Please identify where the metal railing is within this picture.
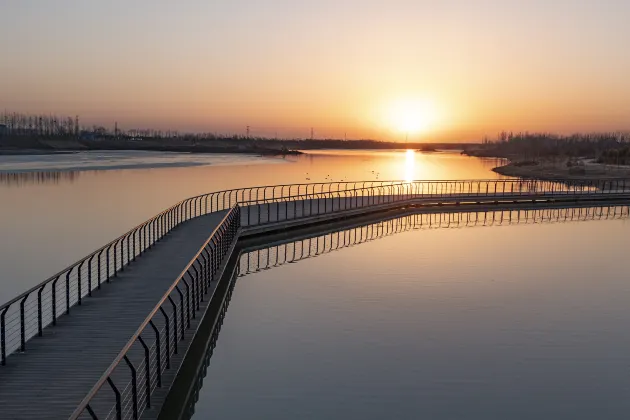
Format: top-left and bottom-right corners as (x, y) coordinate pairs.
(68, 205), (240, 420)
(236, 178), (630, 227)
(0, 181), (402, 365)
(2, 178), (630, 366)
(239, 205), (630, 276)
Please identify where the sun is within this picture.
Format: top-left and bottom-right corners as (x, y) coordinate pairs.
(385, 98), (436, 135)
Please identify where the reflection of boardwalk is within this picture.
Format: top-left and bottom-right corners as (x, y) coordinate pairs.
(239, 206), (630, 275)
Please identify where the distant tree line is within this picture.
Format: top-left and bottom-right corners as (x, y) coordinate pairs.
(0, 111), (79, 138)
(480, 131), (630, 161)
(1, 110), (474, 151)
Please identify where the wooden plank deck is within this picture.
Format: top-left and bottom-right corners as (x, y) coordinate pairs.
(0, 211), (227, 420)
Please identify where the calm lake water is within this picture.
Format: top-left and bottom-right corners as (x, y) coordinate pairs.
(189, 206), (630, 420)
(1, 149), (629, 418)
(0, 150), (503, 303)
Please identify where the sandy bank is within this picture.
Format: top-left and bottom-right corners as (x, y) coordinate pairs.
(493, 160), (630, 180)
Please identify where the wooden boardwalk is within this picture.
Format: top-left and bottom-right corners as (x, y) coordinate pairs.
(0, 211), (227, 420)
(2, 188), (630, 419)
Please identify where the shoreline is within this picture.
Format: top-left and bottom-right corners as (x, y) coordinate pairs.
(0, 146), (302, 157)
(493, 161), (630, 180)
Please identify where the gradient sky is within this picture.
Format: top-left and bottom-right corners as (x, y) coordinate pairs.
(2, 0), (630, 141)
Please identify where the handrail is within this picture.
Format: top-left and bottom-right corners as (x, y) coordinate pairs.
(2, 178), (630, 365)
(69, 205), (241, 420)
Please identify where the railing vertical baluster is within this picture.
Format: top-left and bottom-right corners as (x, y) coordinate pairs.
(87, 256), (93, 297)
(149, 320), (162, 387)
(159, 307), (170, 369)
(123, 355), (139, 420)
(187, 272), (197, 317)
(138, 336), (151, 408)
(37, 285), (45, 336)
(77, 261), (84, 305)
(168, 296), (178, 354)
(107, 377), (122, 420)
(97, 250), (104, 289)
(113, 242), (118, 277)
(85, 405), (98, 420)
(192, 265), (201, 306)
(19, 295), (28, 351)
(175, 286), (185, 339)
(66, 270), (71, 314)
(52, 276), (60, 325)
(0, 308), (6, 365)
(181, 278), (191, 328)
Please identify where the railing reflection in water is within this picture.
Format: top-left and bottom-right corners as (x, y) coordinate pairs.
(239, 205), (630, 276)
(175, 204), (630, 419)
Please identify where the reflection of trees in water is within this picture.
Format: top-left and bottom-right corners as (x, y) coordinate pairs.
(239, 205), (630, 275)
(478, 157), (509, 170)
(0, 171), (79, 186)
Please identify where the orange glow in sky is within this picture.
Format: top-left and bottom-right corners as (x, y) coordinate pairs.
(2, 1), (630, 141)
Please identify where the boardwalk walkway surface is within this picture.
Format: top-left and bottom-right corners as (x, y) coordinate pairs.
(0, 211), (227, 420)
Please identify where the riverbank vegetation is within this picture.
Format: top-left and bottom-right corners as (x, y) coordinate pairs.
(468, 131), (630, 180)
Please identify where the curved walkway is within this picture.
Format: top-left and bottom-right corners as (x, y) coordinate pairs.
(0, 211), (227, 420)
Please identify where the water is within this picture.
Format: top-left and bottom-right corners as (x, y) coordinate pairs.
(2, 149), (629, 418)
(0, 150), (503, 303)
(188, 207), (630, 420)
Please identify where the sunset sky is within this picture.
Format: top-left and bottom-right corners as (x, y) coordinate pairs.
(2, 0), (630, 142)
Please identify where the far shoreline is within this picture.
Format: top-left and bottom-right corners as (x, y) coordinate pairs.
(492, 160), (630, 181)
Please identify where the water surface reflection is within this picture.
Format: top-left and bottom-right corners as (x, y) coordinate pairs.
(182, 205), (630, 420)
(0, 170), (80, 186)
(0, 150), (506, 302)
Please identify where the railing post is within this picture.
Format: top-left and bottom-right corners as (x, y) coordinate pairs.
(113, 242), (118, 276)
(85, 405), (98, 420)
(107, 377), (122, 420)
(106, 246), (111, 281)
(181, 278), (191, 328)
(37, 285), (45, 336)
(159, 307), (170, 369)
(87, 255), (94, 297)
(138, 336), (151, 408)
(192, 265), (201, 306)
(123, 355), (139, 420)
(20, 295), (29, 351)
(52, 275), (60, 325)
(77, 261), (84, 305)
(149, 320), (162, 387)
(1, 307), (7, 365)
(187, 272), (197, 317)
(66, 270), (72, 314)
(175, 286), (185, 340)
(132, 229), (137, 262)
(168, 296), (178, 354)
(97, 250), (104, 289)
(119, 238), (124, 271)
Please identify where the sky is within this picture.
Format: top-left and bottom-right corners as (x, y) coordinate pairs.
(1, 0), (630, 142)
